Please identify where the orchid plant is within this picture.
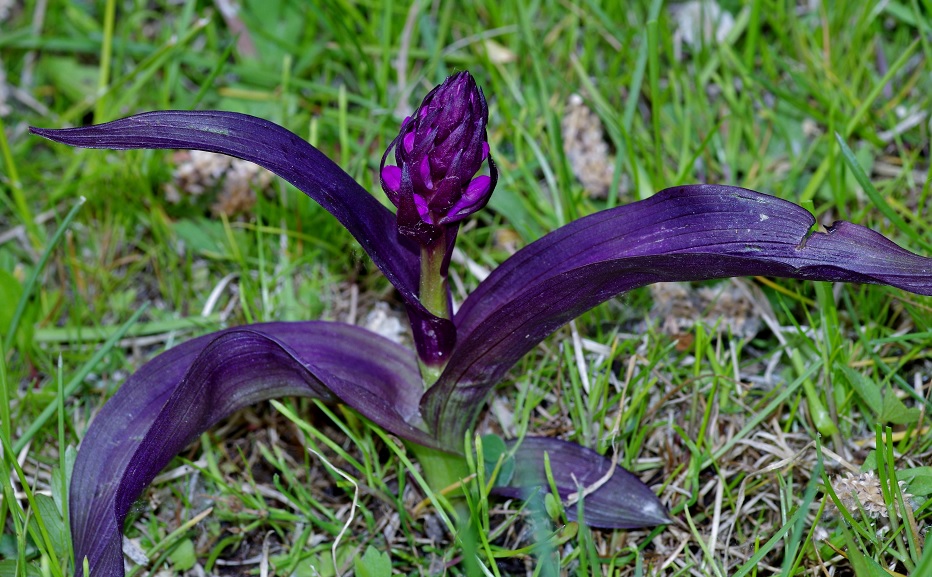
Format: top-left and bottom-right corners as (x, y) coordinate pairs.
(31, 72), (932, 577)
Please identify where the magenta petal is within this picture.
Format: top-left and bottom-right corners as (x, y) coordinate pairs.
(421, 185), (932, 443)
(413, 194), (432, 223)
(419, 156), (433, 189)
(492, 437), (671, 529)
(70, 322), (432, 577)
(441, 176), (492, 224)
(381, 164), (402, 193)
(465, 175), (491, 200)
(381, 164), (402, 206)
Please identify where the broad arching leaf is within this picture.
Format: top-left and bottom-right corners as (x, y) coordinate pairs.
(423, 185), (932, 443)
(71, 321), (431, 577)
(30, 114), (456, 361)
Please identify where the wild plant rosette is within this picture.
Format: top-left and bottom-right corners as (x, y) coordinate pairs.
(31, 72), (932, 577)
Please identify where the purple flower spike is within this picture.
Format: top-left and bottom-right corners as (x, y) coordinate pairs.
(380, 72), (498, 246)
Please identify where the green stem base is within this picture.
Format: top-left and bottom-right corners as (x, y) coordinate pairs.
(407, 443), (471, 521)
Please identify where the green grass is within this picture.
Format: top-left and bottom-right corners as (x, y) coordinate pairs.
(3, 0), (932, 575)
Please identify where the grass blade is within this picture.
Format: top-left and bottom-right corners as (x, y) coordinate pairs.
(3, 197), (86, 353)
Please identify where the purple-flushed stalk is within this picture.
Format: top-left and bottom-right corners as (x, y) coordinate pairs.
(30, 72), (932, 577)
(379, 71), (496, 379)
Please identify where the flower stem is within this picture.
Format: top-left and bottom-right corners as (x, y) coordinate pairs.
(417, 241), (452, 385)
(419, 243), (450, 320)
(419, 362), (443, 389)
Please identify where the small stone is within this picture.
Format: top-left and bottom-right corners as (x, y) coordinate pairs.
(828, 471), (913, 520)
(561, 94), (626, 199)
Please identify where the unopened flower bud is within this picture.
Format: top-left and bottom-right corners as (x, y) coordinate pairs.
(380, 71), (497, 245)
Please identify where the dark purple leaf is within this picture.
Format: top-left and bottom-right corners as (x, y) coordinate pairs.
(492, 437), (671, 529)
(70, 321), (432, 577)
(423, 185), (932, 441)
(29, 113), (456, 359)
